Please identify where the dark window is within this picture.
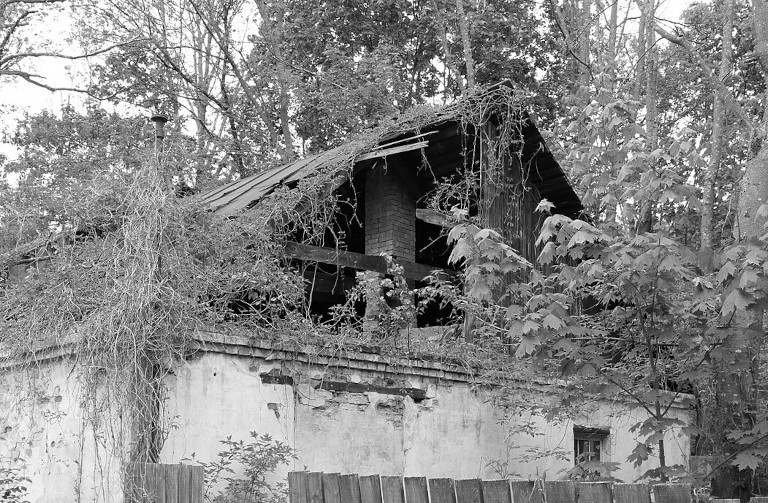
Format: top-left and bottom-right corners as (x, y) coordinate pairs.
(574, 426), (609, 464)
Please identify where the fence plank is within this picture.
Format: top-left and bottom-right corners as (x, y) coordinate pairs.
(543, 481), (575, 503)
(751, 498), (768, 503)
(509, 481), (543, 503)
(307, 472), (324, 503)
(430, 478), (457, 503)
(127, 463), (149, 502)
(652, 485), (692, 503)
(455, 479), (483, 503)
(290, 472), (310, 503)
(613, 484), (650, 503)
(340, 474), (362, 503)
(178, 465), (190, 503)
(577, 482), (611, 503)
(152, 465), (166, 503)
(381, 476), (405, 503)
(323, 473), (343, 503)
(189, 465), (204, 503)
(165, 464), (179, 503)
(360, 475), (384, 503)
(404, 477), (430, 503)
(481, 480), (512, 503)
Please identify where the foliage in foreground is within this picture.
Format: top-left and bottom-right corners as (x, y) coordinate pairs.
(0, 461), (30, 503)
(189, 432), (295, 503)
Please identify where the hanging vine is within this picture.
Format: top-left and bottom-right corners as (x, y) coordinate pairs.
(0, 83), (542, 499)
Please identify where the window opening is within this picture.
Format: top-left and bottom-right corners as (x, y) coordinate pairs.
(574, 426), (609, 464)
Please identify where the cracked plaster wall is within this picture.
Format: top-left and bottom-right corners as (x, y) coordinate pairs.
(0, 359), (125, 503)
(163, 339), (691, 485)
(0, 336), (692, 502)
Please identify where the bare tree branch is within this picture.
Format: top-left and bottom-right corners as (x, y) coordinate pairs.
(187, 0), (283, 157)
(0, 40), (142, 68)
(3, 0), (65, 5)
(0, 10), (34, 56)
(1, 69), (120, 99)
(547, 0), (594, 79)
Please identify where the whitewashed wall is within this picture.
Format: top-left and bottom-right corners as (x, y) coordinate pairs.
(0, 333), (691, 502)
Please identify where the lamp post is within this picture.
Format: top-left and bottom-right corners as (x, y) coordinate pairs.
(150, 113), (169, 160)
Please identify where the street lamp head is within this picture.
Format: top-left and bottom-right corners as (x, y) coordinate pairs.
(150, 113), (169, 139)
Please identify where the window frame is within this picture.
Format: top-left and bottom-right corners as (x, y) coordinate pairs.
(573, 425), (610, 465)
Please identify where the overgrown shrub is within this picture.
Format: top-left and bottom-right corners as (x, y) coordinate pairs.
(192, 432), (295, 503)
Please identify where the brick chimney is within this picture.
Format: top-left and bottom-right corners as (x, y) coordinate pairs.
(364, 165), (416, 262)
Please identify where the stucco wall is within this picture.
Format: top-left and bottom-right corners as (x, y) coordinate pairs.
(1, 333), (692, 502)
(0, 353), (124, 503)
(164, 333), (690, 484)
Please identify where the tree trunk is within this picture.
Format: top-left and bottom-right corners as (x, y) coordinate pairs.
(455, 0), (475, 91)
(709, 2), (768, 498)
(636, 0), (656, 234)
(255, 0), (295, 161)
(644, 0), (657, 150)
(635, 0), (647, 99)
(737, 0), (768, 242)
(438, 10), (464, 96)
(273, 2), (295, 161)
(607, 0), (618, 64)
(701, 0), (733, 254)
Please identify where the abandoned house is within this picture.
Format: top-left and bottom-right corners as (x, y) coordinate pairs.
(0, 86), (692, 502)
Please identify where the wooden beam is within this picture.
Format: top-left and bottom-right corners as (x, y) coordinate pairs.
(357, 141), (429, 162)
(284, 242), (458, 281)
(415, 208), (452, 228)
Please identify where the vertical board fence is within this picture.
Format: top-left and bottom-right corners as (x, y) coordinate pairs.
(126, 463), (204, 503)
(289, 472), (692, 503)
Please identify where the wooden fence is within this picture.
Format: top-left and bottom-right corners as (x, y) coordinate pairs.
(126, 463), (204, 503)
(288, 472), (696, 503)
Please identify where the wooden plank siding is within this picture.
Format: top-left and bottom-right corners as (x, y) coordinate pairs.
(481, 140), (542, 267)
(288, 472), (692, 503)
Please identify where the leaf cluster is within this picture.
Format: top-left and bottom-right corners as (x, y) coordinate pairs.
(189, 432), (295, 503)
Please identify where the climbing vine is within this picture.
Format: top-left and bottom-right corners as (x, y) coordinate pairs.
(0, 85), (564, 498)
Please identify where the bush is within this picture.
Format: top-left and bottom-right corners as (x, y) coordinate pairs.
(192, 432), (295, 503)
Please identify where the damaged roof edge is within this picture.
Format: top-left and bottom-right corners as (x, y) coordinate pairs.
(199, 84), (583, 219)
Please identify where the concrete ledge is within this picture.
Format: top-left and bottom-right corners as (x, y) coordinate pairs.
(0, 330), (478, 384)
(192, 331), (478, 384)
(0, 331), (695, 411)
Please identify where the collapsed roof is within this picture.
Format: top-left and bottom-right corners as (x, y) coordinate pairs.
(200, 85), (583, 219)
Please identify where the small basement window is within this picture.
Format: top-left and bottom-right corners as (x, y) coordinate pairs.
(574, 426), (609, 464)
